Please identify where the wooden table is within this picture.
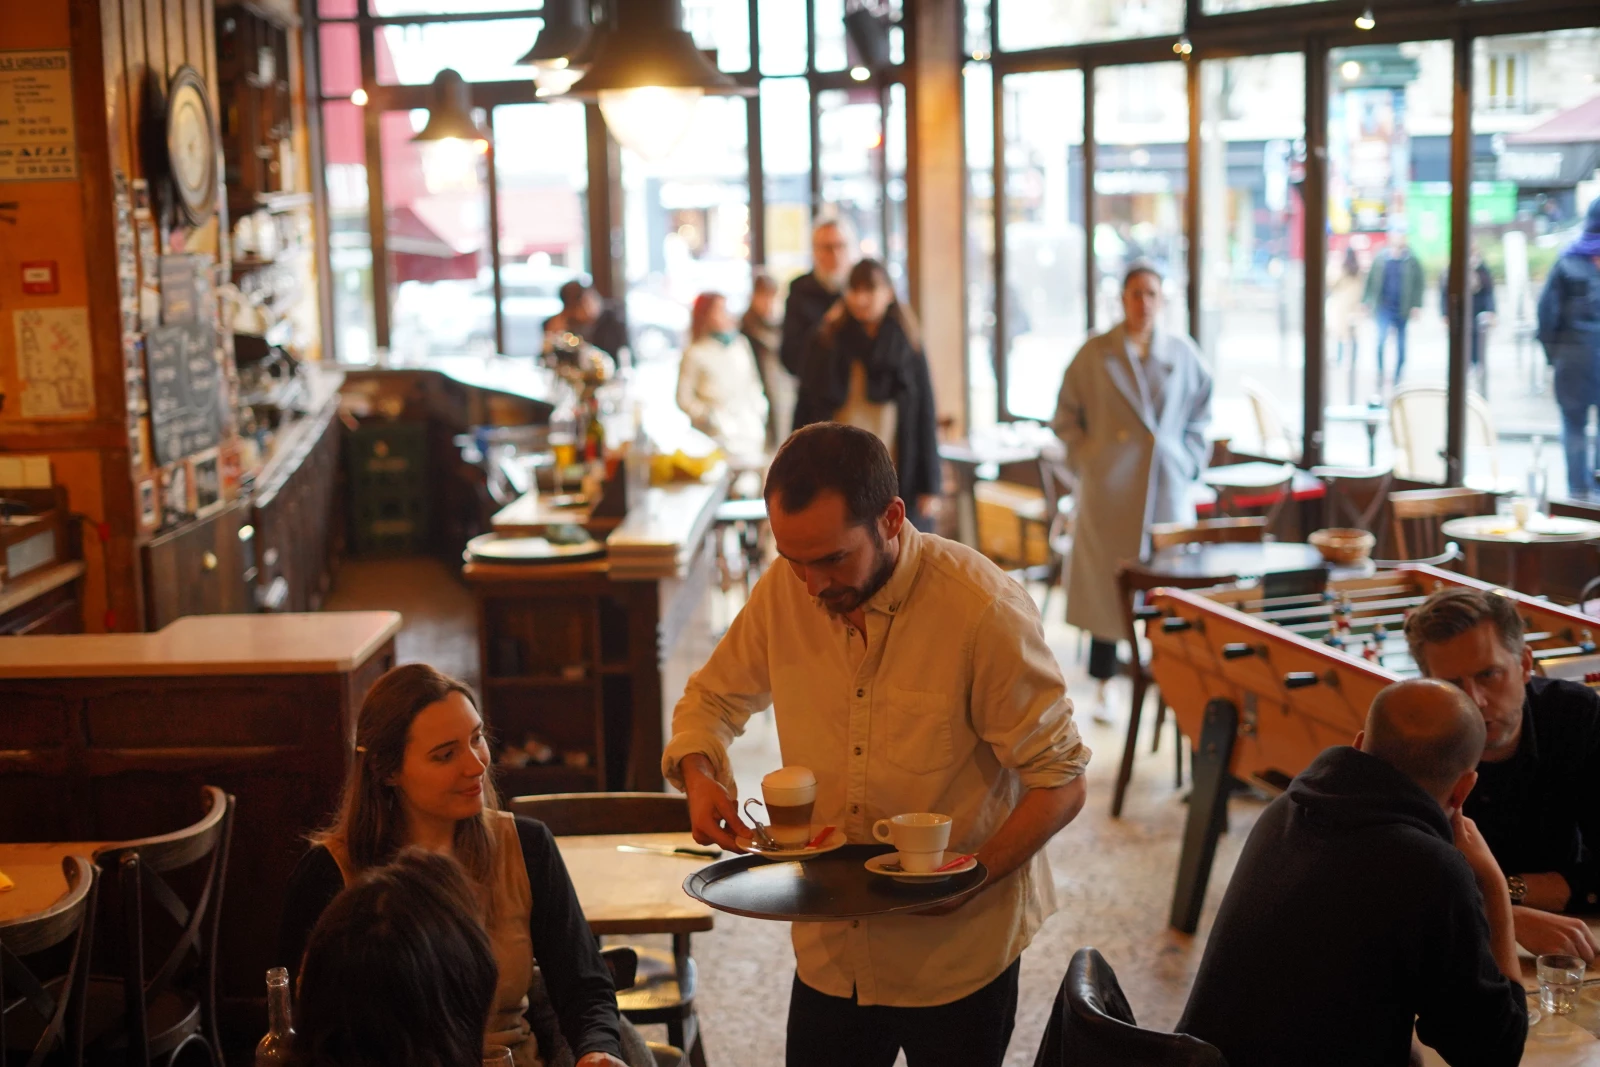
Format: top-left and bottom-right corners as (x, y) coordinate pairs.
(1324, 404), (1387, 467)
(939, 439), (1046, 548)
(1440, 514), (1600, 595)
(555, 833), (716, 935)
(0, 842), (102, 924)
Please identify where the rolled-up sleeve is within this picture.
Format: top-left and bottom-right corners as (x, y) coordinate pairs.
(969, 589), (1091, 790)
(661, 570), (777, 794)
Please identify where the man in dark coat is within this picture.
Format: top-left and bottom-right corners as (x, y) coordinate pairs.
(1180, 679), (1528, 1067)
(778, 220), (856, 379)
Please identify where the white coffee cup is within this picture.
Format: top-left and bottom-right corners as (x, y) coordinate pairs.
(872, 813), (951, 873)
(758, 766), (818, 847)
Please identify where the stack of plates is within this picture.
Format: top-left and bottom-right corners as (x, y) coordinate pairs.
(465, 531), (605, 565)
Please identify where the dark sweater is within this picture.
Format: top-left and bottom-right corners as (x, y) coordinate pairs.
(277, 817), (623, 1062)
(1466, 676), (1600, 910)
(1179, 747), (1527, 1067)
(778, 271), (839, 378)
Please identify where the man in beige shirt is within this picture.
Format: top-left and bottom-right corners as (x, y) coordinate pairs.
(663, 423), (1091, 1067)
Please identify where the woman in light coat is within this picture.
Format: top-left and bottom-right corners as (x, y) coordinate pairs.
(1052, 263), (1213, 720)
(677, 291), (769, 461)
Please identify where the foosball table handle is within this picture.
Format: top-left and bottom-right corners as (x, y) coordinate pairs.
(1161, 617), (1194, 633)
(1222, 643), (1257, 660)
(1134, 605), (1163, 622)
(1283, 671), (1320, 689)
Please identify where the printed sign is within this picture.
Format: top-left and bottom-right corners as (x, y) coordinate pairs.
(13, 306), (94, 418)
(0, 50), (77, 182)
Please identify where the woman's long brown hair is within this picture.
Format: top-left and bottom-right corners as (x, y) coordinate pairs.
(313, 663), (500, 892)
(817, 258), (922, 350)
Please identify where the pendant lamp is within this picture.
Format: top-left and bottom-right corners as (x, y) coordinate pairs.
(412, 68), (490, 194)
(564, 0), (754, 160)
(517, 0), (593, 98)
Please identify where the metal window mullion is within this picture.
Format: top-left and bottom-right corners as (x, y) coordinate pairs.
(1303, 37), (1328, 469)
(1185, 56), (1201, 346)
(1446, 26), (1473, 486)
(303, 0), (338, 364)
(1083, 64), (1097, 336)
(359, 19), (391, 352)
(485, 115), (504, 356)
(992, 66), (1008, 422)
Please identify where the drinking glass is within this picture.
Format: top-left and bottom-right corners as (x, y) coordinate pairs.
(483, 1045), (514, 1067)
(1511, 496), (1534, 529)
(1537, 954), (1585, 1015)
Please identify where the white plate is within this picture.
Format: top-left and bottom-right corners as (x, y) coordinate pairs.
(864, 852), (977, 883)
(736, 827), (847, 860)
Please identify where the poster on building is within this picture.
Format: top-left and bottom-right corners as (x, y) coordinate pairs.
(13, 306), (94, 418)
(1329, 85), (1410, 237)
(0, 49), (77, 182)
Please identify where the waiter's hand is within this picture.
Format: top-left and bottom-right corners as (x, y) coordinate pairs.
(1513, 906), (1598, 963)
(577, 1054), (628, 1067)
(681, 753), (750, 851)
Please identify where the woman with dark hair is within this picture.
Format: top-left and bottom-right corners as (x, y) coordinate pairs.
(277, 663), (642, 1067)
(293, 849), (497, 1067)
(794, 259), (941, 530)
(676, 291), (768, 459)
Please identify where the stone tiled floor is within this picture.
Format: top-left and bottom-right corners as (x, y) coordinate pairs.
(326, 557), (1267, 1066)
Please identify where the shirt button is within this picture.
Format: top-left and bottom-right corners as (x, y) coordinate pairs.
(852, 921), (860, 928)
(856, 688), (864, 697)
(854, 746), (862, 756)
(851, 804), (859, 814)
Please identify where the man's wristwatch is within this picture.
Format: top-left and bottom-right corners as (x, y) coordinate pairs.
(1507, 875), (1528, 906)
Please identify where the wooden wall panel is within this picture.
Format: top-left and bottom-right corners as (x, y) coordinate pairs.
(164, 0), (184, 77)
(142, 0), (165, 97)
(185, 0), (204, 79)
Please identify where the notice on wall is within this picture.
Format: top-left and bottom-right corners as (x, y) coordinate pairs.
(13, 306), (94, 418)
(146, 319), (222, 466)
(0, 50), (77, 182)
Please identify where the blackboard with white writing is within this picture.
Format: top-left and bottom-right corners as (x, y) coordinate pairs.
(146, 319), (221, 466)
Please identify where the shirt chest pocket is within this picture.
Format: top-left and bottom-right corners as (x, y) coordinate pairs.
(879, 688), (957, 774)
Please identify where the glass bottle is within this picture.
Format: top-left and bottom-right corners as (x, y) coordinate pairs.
(1527, 435), (1548, 516)
(255, 967), (294, 1067)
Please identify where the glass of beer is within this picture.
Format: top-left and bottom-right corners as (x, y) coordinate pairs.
(757, 767), (816, 848)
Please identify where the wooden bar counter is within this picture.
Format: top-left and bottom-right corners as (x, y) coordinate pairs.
(465, 470), (729, 795)
(0, 611), (400, 1025)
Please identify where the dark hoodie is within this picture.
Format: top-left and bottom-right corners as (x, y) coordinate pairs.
(1179, 747), (1527, 1067)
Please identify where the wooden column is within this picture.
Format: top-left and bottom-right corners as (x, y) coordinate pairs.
(910, 0), (966, 433)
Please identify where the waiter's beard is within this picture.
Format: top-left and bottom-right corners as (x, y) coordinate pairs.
(816, 536), (896, 618)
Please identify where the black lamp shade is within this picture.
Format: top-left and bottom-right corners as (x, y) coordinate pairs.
(517, 0), (591, 66)
(566, 0), (753, 97)
(411, 69), (490, 142)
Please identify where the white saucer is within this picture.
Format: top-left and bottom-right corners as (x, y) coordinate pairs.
(737, 827), (847, 860)
(864, 853), (977, 882)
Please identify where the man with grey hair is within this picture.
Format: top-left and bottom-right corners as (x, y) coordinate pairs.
(1180, 679), (1527, 1067)
(1405, 586), (1600, 960)
(779, 219), (857, 379)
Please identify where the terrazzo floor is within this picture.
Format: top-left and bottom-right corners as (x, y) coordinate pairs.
(325, 556), (1269, 1066)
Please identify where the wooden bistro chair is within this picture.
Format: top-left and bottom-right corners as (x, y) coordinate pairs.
(1388, 487), (1493, 574)
(1, 856), (99, 1067)
(509, 793), (707, 1067)
(87, 786), (234, 1067)
(1110, 563), (1239, 819)
(1147, 517), (1266, 554)
(1211, 467), (1296, 533)
(1309, 465), (1394, 533)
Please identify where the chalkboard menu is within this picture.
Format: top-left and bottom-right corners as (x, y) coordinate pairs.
(146, 320), (222, 466)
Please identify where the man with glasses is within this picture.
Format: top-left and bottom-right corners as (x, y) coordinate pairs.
(779, 219), (858, 380)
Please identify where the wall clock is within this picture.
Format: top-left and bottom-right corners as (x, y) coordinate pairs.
(165, 66), (218, 228)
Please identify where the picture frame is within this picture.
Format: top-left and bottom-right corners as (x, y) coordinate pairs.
(190, 447), (222, 519)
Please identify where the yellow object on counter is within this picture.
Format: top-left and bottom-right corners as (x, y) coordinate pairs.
(0, 868), (13, 892)
(651, 448), (725, 484)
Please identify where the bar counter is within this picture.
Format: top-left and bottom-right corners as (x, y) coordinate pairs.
(0, 610), (400, 1027)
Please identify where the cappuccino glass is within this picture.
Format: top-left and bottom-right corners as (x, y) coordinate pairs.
(760, 767), (817, 847)
(872, 813), (951, 873)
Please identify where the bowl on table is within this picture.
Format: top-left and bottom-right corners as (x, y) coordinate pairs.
(1309, 527), (1376, 566)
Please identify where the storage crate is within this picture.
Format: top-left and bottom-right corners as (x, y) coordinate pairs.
(346, 421), (428, 497)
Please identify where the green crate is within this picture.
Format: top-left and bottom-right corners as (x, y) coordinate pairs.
(346, 421), (429, 498)
(349, 491), (426, 557)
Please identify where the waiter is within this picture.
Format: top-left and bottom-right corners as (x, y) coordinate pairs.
(1051, 262), (1213, 722)
(664, 423), (1090, 1067)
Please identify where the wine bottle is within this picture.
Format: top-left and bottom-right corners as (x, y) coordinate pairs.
(255, 967), (294, 1067)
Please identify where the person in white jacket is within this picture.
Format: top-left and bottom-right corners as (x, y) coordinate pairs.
(677, 291), (769, 461)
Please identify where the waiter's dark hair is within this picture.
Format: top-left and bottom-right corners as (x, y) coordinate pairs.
(765, 423), (899, 528)
(1403, 587), (1525, 673)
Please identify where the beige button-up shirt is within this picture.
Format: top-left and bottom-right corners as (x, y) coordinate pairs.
(662, 523), (1090, 1007)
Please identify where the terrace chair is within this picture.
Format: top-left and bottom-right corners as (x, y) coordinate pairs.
(1308, 465), (1393, 533)
(86, 785), (234, 1067)
(1147, 518), (1267, 554)
(508, 793), (707, 1067)
(1211, 467), (1296, 534)
(1390, 386), (1499, 486)
(1242, 377), (1300, 463)
(1110, 563), (1239, 819)
(1387, 487), (1492, 574)
(1, 855), (98, 1067)
(1031, 948), (1227, 1067)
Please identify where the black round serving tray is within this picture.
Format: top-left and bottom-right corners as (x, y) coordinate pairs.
(683, 844), (987, 922)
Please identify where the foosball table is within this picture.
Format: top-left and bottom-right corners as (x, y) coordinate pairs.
(1146, 564), (1600, 933)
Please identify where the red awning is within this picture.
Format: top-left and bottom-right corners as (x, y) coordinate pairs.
(1507, 94), (1600, 145)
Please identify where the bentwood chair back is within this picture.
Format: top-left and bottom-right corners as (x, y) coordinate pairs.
(0, 856), (98, 1067)
(1391, 387), (1499, 485)
(1147, 518), (1266, 554)
(1308, 466), (1394, 533)
(508, 793), (707, 1067)
(1241, 377), (1300, 463)
(1388, 487), (1492, 567)
(1110, 564), (1239, 819)
(1031, 948), (1227, 1067)
(1212, 470), (1296, 532)
(89, 786), (234, 1067)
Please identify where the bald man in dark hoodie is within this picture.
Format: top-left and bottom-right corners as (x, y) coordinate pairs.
(1180, 679), (1527, 1067)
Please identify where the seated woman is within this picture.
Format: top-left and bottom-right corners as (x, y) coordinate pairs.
(794, 258), (941, 530)
(278, 663), (643, 1067)
(677, 290), (769, 461)
(294, 849), (497, 1067)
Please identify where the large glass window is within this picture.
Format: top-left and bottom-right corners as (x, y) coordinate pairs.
(491, 102), (590, 359)
(323, 99), (375, 364)
(1002, 70), (1086, 423)
(375, 20), (542, 84)
(1199, 53), (1306, 461)
(1470, 28), (1600, 502)
(818, 87), (886, 260)
(966, 61), (996, 431)
(1094, 63), (1188, 337)
(1324, 41), (1455, 482)
(885, 83), (909, 297)
(761, 78), (813, 287)
(622, 96), (751, 359)
(998, 0), (1183, 54)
